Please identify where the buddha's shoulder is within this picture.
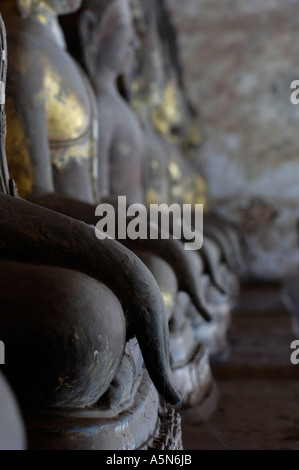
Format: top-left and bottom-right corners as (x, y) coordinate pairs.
(5, 20), (83, 90)
(5, 19), (66, 65)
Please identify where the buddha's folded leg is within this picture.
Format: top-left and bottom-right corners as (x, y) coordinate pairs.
(0, 260), (183, 450)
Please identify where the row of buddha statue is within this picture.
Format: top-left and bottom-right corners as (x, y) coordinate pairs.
(0, 0), (243, 450)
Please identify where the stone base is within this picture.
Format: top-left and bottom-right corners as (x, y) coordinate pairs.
(180, 380), (219, 425)
(188, 279), (232, 362)
(172, 343), (219, 422)
(24, 365), (183, 450)
(142, 405), (183, 450)
(170, 292), (218, 417)
(172, 344), (214, 409)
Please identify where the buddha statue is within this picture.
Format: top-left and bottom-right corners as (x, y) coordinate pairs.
(112, 0), (234, 302)
(69, 0), (216, 318)
(108, 0), (235, 362)
(0, 11), (183, 449)
(143, 0), (244, 281)
(77, 0), (177, 313)
(72, 0), (219, 414)
(2, 0), (212, 323)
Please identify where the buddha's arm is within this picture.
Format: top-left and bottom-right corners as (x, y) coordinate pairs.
(6, 107), (99, 224)
(6, 42), (54, 198)
(28, 192), (98, 224)
(96, 100), (114, 200)
(0, 192), (181, 406)
(28, 102), (115, 224)
(29, 191), (210, 321)
(5, 42), (104, 224)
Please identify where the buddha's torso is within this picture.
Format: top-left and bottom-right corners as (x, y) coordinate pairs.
(167, 144), (208, 208)
(136, 104), (208, 209)
(131, 65), (208, 209)
(97, 89), (145, 204)
(149, 80), (208, 209)
(141, 115), (169, 206)
(4, 16), (99, 203)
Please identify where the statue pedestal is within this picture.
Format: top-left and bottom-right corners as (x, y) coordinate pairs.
(24, 340), (183, 450)
(187, 275), (233, 362)
(170, 304), (218, 422)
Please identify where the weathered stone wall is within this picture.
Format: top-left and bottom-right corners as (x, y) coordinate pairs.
(167, 0), (299, 280)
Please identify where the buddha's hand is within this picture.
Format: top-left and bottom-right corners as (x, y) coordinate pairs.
(0, 192), (182, 406)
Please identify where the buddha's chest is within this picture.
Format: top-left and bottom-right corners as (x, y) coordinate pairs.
(42, 54), (98, 202)
(110, 99), (144, 168)
(41, 53), (92, 144)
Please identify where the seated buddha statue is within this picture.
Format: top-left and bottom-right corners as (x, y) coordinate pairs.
(110, 0), (235, 362)
(72, 0), (216, 317)
(115, 0), (234, 300)
(134, 0), (243, 362)
(152, 74), (241, 303)
(0, 9), (182, 449)
(143, 0), (244, 283)
(73, 0), (219, 413)
(1, 0), (211, 324)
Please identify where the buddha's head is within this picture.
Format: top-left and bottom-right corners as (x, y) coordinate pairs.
(129, 0), (166, 113)
(80, 0), (137, 79)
